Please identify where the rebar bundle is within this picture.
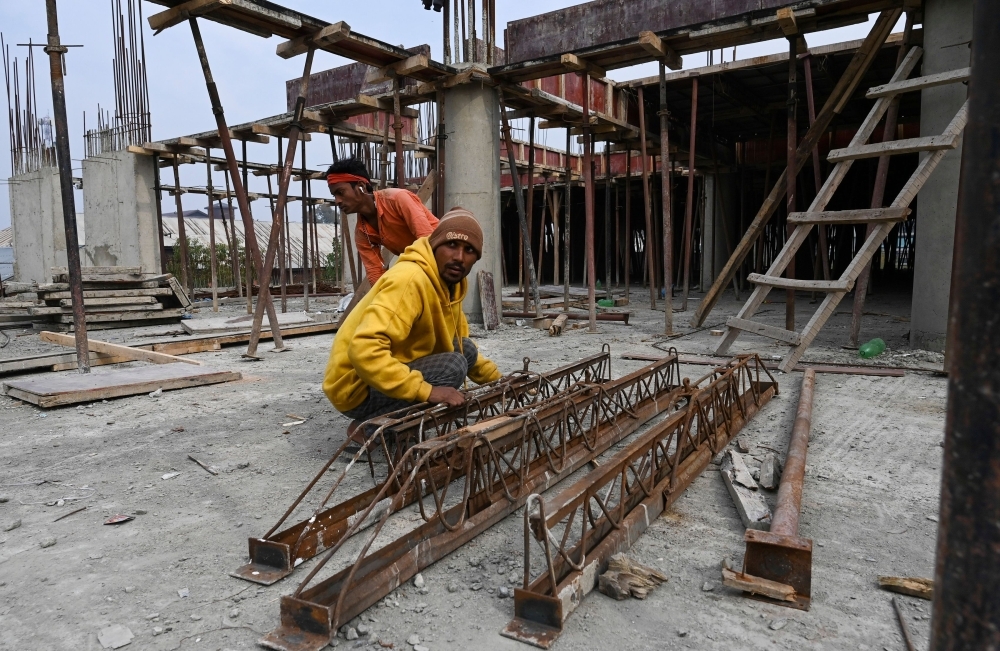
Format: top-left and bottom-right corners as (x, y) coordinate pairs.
(84, 0), (150, 156)
(3, 35), (56, 176)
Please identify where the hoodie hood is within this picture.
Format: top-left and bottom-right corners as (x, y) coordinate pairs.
(397, 237), (468, 307)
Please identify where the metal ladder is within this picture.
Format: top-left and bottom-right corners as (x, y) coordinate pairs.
(716, 45), (969, 371)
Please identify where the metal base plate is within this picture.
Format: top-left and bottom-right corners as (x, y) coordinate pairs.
(500, 617), (562, 649)
(229, 562), (292, 586)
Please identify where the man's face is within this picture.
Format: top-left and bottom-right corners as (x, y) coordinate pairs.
(434, 240), (479, 286)
(329, 181), (365, 214)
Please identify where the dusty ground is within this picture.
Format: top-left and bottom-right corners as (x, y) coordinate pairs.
(0, 288), (945, 650)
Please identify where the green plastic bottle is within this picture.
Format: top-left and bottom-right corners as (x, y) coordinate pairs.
(859, 338), (886, 359)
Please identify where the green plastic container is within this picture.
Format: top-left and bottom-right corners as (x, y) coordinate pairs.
(858, 338), (886, 359)
(597, 299), (615, 308)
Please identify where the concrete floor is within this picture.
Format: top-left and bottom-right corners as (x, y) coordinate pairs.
(0, 288), (945, 650)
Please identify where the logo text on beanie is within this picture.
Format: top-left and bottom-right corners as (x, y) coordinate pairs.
(445, 231), (469, 241)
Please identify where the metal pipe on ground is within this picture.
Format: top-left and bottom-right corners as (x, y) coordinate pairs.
(740, 368), (815, 610)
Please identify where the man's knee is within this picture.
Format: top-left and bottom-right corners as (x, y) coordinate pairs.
(460, 337), (479, 371)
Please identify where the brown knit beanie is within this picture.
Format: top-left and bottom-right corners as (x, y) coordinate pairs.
(428, 207), (484, 258)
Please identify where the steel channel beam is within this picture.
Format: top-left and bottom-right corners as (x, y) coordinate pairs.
(503, 354), (778, 648)
(742, 367), (815, 609)
(234, 351), (611, 585)
(260, 353), (683, 651)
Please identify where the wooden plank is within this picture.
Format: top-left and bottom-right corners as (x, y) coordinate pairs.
(746, 274), (851, 292)
(867, 67), (970, 99)
(40, 331), (202, 366)
(559, 53), (606, 79)
(30, 303), (165, 315)
(275, 21), (351, 59)
(53, 273), (169, 284)
(878, 576), (933, 600)
(636, 31), (681, 70)
(150, 340), (221, 355)
(147, 0), (227, 32)
(51, 354), (133, 372)
(51, 266), (143, 276)
(478, 271), (500, 331)
(828, 135), (958, 163)
(787, 207), (910, 225)
(3, 363), (241, 408)
(55, 308), (186, 324)
(726, 317), (802, 345)
(42, 288), (174, 300)
(722, 567), (797, 602)
(58, 297), (158, 307)
(166, 276), (193, 308)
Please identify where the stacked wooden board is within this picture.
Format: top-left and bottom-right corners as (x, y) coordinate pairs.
(25, 267), (192, 330)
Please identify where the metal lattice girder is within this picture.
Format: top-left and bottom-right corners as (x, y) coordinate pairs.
(502, 354), (778, 649)
(259, 352), (685, 651)
(233, 350), (612, 585)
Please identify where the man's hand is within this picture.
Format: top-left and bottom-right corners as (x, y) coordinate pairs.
(428, 386), (465, 407)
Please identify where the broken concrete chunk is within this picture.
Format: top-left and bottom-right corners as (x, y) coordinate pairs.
(736, 437), (751, 453)
(759, 453), (782, 490)
(97, 624), (134, 649)
(721, 451), (771, 530)
(4, 519), (21, 532)
(39, 536), (56, 548)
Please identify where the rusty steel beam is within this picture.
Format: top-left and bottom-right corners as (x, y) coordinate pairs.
(502, 353), (778, 648)
(260, 353), (685, 651)
(930, 4), (1000, 646)
(742, 368), (815, 610)
(232, 351), (611, 585)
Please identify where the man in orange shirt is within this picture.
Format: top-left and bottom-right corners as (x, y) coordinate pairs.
(326, 159), (439, 284)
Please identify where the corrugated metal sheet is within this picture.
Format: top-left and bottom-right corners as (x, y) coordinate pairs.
(160, 217), (342, 268)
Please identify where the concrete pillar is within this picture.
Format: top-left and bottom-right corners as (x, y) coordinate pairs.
(910, 0), (972, 352)
(442, 65), (502, 323)
(8, 167), (73, 284)
(700, 173), (733, 289)
(82, 150), (160, 271)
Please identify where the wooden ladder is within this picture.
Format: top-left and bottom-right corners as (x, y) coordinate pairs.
(715, 45), (969, 371)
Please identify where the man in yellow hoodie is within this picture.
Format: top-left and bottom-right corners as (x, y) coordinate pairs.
(323, 208), (502, 443)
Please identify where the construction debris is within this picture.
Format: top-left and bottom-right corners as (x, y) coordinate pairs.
(548, 313), (568, 335)
(597, 554), (668, 600)
(879, 576), (934, 600)
(721, 450), (772, 530)
(759, 452), (783, 490)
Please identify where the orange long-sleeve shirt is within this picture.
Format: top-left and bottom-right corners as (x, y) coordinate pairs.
(355, 188), (439, 283)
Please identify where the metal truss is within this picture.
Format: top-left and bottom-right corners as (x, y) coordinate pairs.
(503, 354), (778, 649)
(259, 352), (684, 651)
(234, 350), (612, 585)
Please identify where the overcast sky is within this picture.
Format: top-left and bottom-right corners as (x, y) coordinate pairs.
(0, 1), (887, 231)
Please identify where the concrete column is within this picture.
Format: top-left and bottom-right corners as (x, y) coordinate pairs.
(442, 65), (502, 323)
(8, 167), (72, 284)
(700, 173), (733, 289)
(82, 150), (160, 271)
(910, 0), (972, 352)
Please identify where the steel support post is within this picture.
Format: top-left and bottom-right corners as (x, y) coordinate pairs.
(43, 0), (89, 371)
(563, 129), (571, 312)
(206, 151), (218, 311)
(930, 3), (1000, 645)
(785, 37), (798, 332)
(503, 354), (778, 648)
(526, 117), (535, 313)
(583, 82), (597, 332)
(742, 368), (815, 610)
(624, 149), (631, 300)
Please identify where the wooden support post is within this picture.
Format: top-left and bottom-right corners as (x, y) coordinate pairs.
(681, 75), (699, 311)
(240, 137), (253, 315)
(625, 147), (631, 300)
(638, 86), (656, 309)
(849, 13), (914, 348)
(583, 77), (597, 332)
(436, 90), (446, 219)
(302, 140), (310, 313)
(525, 117), (535, 313)
(153, 154), (168, 274)
(659, 62), (674, 334)
(206, 151), (218, 312)
(604, 141), (612, 300)
(171, 158), (192, 296)
(538, 176), (549, 283)
(564, 129), (572, 312)
(785, 37), (798, 333)
(803, 54), (831, 282)
(393, 76), (404, 187)
(223, 170), (242, 298)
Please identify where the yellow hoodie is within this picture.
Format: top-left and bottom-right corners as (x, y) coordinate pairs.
(323, 236), (501, 413)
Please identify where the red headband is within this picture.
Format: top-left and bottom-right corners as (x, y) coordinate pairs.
(327, 173), (369, 186)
